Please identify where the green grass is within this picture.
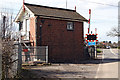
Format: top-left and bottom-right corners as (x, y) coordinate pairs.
(97, 48), (102, 53)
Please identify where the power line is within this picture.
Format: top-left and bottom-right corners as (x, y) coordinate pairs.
(89, 1), (118, 7)
(79, 0), (118, 7)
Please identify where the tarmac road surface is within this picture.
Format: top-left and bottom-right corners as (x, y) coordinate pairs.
(95, 49), (119, 78)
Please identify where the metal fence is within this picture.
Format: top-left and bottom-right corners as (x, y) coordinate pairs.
(88, 46), (96, 59)
(21, 46), (48, 64)
(84, 46), (97, 59)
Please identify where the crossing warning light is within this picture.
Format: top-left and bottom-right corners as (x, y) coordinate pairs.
(85, 34), (98, 42)
(87, 35), (96, 40)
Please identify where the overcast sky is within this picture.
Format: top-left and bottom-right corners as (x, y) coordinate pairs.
(0, 0), (119, 42)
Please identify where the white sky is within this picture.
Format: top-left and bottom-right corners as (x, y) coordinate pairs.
(0, 0), (119, 42)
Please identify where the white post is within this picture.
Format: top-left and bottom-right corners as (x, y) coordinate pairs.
(95, 43), (97, 59)
(46, 46), (48, 63)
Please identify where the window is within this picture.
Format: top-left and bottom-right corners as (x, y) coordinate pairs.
(26, 19), (30, 31)
(67, 22), (74, 30)
(19, 22), (23, 30)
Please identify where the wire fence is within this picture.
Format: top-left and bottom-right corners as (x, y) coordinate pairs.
(21, 46), (48, 64)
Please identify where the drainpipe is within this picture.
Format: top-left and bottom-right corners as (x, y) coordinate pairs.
(40, 24), (42, 46)
(25, 19), (27, 37)
(35, 16), (43, 46)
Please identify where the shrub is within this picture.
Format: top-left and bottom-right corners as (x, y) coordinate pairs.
(118, 46), (120, 49)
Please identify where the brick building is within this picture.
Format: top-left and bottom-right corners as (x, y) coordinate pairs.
(15, 3), (87, 63)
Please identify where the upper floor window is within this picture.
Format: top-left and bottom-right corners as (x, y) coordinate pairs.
(67, 22), (74, 30)
(19, 22), (23, 31)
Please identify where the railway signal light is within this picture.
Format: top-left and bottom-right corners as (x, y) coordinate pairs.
(85, 34), (98, 42)
(87, 35), (97, 40)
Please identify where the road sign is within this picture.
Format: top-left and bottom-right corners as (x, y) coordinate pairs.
(88, 42), (96, 46)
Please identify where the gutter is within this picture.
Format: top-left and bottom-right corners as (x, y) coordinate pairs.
(34, 14), (88, 22)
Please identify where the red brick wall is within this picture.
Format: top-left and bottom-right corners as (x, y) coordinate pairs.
(29, 17), (36, 46)
(36, 17), (84, 63)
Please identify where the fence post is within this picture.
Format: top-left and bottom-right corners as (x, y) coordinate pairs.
(18, 43), (22, 77)
(0, 38), (2, 80)
(18, 31), (22, 77)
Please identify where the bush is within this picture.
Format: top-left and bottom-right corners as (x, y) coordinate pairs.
(2, 39), (18, 79)
(118, 46), (120, 49)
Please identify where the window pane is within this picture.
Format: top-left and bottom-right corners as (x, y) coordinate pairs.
(67, 22), (74, 30)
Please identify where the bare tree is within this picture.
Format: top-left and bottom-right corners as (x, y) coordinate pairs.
(106, 27), (120, 37)
(0, 12), (19, 79)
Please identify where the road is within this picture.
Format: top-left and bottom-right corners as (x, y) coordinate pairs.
(95, 49), (119, 78)
(22, 48), (119, 79)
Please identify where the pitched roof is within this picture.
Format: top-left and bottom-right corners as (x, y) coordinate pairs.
(24, 3), (87, 22)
